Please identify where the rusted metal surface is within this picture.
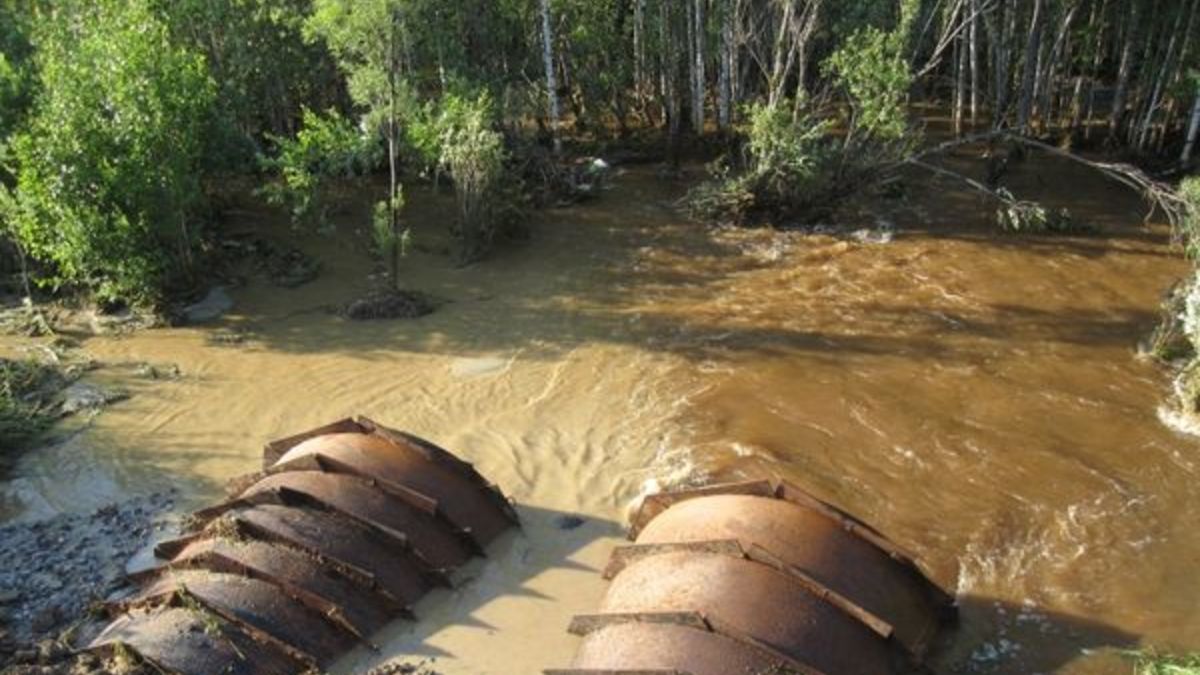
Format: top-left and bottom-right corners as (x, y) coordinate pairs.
(88, 417), (516, 674)
(271, 423), (516, 546)
(90, 607), (302, 675)
(550, 480), (955, 675)
(550, 621), (812, 675)
(591, 551), (901, 675)
(633, 492), (950, 657)
(133, 535), (397, 639)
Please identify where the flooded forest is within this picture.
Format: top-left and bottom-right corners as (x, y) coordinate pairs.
(1, 0), (1200, 674)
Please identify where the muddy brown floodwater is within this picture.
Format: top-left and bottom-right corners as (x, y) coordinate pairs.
(0, 153), (1196, 674)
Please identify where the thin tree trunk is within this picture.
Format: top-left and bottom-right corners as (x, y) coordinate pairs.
(790, 0), (821, 121)
(1135, 1), (1186, 149)
(954, 35), (967, 135)
(1182, 89), (1200, 164)
(634, 0), (645, 105)
(969, 0), (980, 124)
(1016, 0), (1044, 131)
(767, 0), (796, 109)
(718, 0), (733, 130)
(387, 11), (400, 288)
(691, 0), (706, 133)
(1109, 1), (1139, 137)
(1137, 0), (1198, 150)
(539, 0), (561, 155)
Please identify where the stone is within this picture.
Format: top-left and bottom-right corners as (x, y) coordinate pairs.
(182, 287), (234, 324)
(554, 514), (586, 530)
(30, 606), (60, 634)
(60, 383), (127, 415)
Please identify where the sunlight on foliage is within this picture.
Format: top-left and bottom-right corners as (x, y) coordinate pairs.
(1130, 649), (1200, 675)
(825, 26), (913, 142)
(0, 0), (215, 304)
(259, 108), (380, 231)
(437, 93), (506, 262)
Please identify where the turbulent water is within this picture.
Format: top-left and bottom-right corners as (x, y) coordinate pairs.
(0, 152), (1196, 673)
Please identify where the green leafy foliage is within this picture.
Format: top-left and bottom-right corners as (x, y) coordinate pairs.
(436, 93), (507, 262)
(994, 192), (1088, 233)
(1131, 649), (1200, 675)
(0, 3), (34, 152)
(1179, 177), (1200, 259)
(372, 192), (408, 264)
(0, 0), (216, 304)
(156, 0), (342, 161)
(824, 25), (913, 142)
(259, 108), (380, 231)
(0, 358), (58, 453)
(688, 103), (837, 224)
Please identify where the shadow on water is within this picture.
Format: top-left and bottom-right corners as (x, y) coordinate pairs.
(932, 595), (1140, 674)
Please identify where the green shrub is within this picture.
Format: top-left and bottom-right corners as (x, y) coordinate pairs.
(372, 192), (409, 267)
(259, 108), (380, 232)
(995, 193), (1089, 233)
(1130, 649), (1200, 675)
(687, 103), (836, 224)
(0, 0), (216, 305)
(1179, 177), (1200, 259)
(0, 358), (58, 453)
(436, 93), (507, 262)
(824, 25), (913, 143)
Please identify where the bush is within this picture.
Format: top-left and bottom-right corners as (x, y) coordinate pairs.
(436, 94), (507, 262)
(259, 108), (380, 232)
(0, 0), (216, 305)
(995, 193), (1090, 233)
(0, 358), (58, 453)
(1131, 649), (1200, 675)
(1179, 177), (1200, 259)
(824, 25), (913, 143)
(687, 103), (837, 224)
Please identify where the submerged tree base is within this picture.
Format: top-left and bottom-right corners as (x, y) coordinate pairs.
(342, 288), (436, 321)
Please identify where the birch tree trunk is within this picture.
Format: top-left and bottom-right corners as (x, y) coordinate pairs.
(1109, 1), (1139, 137)
(969, 0), (979, 124)
(633, 0), (646, 110)
(539, 0), (561, 154)
(1016, 0), (1044, 131)
(691, 0), (706, 134)
(718, 0), (734, 130)
(767, 0), (796, 109)
(1137, 0), (1198, 150)
(1182, 89), (1200, 164)
(954, 36), (967, 135)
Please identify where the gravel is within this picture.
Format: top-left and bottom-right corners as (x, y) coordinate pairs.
(0, 490), (179, 651)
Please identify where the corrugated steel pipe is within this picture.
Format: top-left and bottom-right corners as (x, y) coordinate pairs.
(548, 480), (956, 675)
(87, 416), (517, 675)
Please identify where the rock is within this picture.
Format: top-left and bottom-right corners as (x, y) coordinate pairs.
(182, 287), (233, 324)
(554, 514), (586, 530)
(36, 639), (66, 662)
(0, 588), (19, 604)
(60, 383), (127, 415)
(30, 605), (60, 634)
(265, 250), (321, 288)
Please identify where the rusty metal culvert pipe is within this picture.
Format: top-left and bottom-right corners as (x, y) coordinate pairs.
(86, 416), (517, 674)
(549, 479), (956, 675)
